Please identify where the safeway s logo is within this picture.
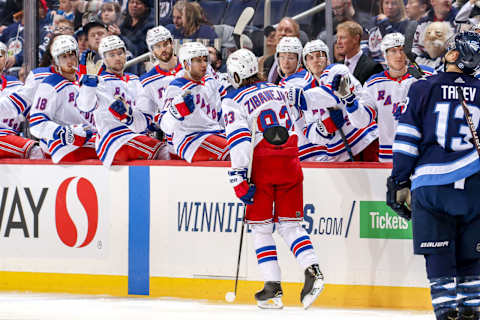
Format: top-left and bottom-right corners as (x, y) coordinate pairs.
(55, 177), (99, 248)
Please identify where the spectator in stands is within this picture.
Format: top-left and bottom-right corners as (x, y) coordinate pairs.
(55, 0), (75, 21)
(406, 0), (431, 21)
(336, 21), (383, 85)
(412, 0), (458, 58)
(415, 21), (452, 70)
(208, 46), (222, 72)
(120, 0), (154, 63)
(262, 17), (300, 84)
(368, 0), (413, 62)
(85, 19), (108, 53)
(404, 0), (431, 54)
(53, 17), (75, 35)
(166, 0), (185, 36)
(100, 1), (121, 26)
(168, 2), (217, 43)
(333, 38), (345, 63)
(157, 0), (177, 26)
(316, 0), (372, 42)
(258, 26), (276, 79)
(75, 28), (88, 55)
(0, 0), (22, 28)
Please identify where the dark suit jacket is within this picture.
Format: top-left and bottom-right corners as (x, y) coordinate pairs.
(353, 54), (384, 85)
(263, 55), (281, 84)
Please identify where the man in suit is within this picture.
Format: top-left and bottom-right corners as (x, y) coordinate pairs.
(336, 21), (384, 85)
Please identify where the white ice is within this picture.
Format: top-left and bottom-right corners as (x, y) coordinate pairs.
(0, 292), (435, 320)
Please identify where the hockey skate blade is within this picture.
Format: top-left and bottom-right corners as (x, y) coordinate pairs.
(302, 279), (325, 309)
(257, 297), (284, 309)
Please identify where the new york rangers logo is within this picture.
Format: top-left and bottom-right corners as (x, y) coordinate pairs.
(55, 177), (98, 248)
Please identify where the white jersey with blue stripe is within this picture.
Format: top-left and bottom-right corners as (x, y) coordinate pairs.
(302, 64), (378, 161)
(0, 75), (24, 136)
(160, 75), (224, 162)
(347, 67), (434, 162)
(222, 81), (297, 170)
(77, 71), (148, 167)
(392, 72), (480, 189)
(29, 73), (95, 163)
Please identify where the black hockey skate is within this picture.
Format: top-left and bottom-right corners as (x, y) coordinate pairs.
(301, 264), (325, 309)
(438, 309), (459, 320)
(254, 281), (283, 309)
(459, 307), (479, 320)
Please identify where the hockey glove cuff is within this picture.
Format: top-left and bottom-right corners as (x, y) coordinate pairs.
(79, 74), (98, 87)
(169, 93), (195, 121)
(386, 176), (412, 220)
(287, 87), (308, 111)
(228, 168), (256, 205)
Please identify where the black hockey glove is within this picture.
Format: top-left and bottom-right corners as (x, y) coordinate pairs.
(386, 176), (412, 221)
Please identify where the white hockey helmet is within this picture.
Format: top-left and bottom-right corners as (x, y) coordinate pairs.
(178, 42), (209, 70)
(51, 35), (79, 65)
(146, 26), (173, 51)
(227, 49), (258, 88)
(0, 41), (7, 56)
(302, 39), (329, 67)
(98, 35), (126, 59)
(275, 36), (303, 72)
(380, 32), (405, 56)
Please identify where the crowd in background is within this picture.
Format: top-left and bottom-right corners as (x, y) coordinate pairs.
(0, 0), (477, 80)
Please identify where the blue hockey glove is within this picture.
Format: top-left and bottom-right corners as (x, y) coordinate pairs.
(53, 125), (93, 146)
(79, 74), (98, 87)
(386, 176), (412, 220)
(109, 98), (133, 125)
(287, 87), (307, 111)
(169, 93), (195, 121)
(228, 168), (256, 205)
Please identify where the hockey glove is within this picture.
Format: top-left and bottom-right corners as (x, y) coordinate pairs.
(78, 49), (95, 75)
(332, 74), (356, 105)
(53, 125), (93, 147)
(228, 168), (256, 205)
(392, 102), (407, 121)
(79, 74), (98, 87)
(169, 93), (195, 121)
(316, 108), (345, 134)
(386, 176), (412, 220)
(109, 97), (133, 125)
(287, 87), (307, 111)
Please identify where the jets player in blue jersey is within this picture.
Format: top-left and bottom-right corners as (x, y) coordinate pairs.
(387, 31), (480, 320)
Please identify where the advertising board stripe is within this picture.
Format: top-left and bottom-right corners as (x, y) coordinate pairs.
(128, 166), (150, 295)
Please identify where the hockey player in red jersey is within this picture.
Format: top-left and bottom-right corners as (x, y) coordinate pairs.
(29, 35), (97, 162)
(223, 48), (324, 309)
(160, 42), (229, 162)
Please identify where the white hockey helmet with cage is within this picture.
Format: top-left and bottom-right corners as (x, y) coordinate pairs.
(275, 36), (303, 72)
(227, 48), (258, 88)
(51, 35), (79, 65)
(380, 32), (405, 56)
(178, 42), (209, 70)
(302, 39), (330, 67)
(146, 25), (173, 51)
(98, 35), (126, 59)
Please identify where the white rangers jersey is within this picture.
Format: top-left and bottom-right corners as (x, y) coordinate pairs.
(29, 73), (96, 163)
(347, 68), (434, 162)
(0, 75), (24, 136)
(160, 75), (225, 162)
(279, 69), (314, 89)
(77, 71), (148, 167)
(302, 64), (378, 162)
(222, 81), (297, 169)
(137, 63), (182, 151)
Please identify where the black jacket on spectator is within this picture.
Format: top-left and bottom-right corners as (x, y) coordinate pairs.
(120, 9), (155, 74)
(0, 0), (21, 26)
(353, 53), (384, 85)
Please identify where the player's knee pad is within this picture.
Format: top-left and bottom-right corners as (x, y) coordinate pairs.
(429, 276), (457, 320)
(425, 253), (456, 279)
(457, 275), (480, 316)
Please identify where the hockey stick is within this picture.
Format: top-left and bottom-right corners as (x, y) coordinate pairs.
(405, 51), (425, 80)
(225, 116), (257, 303)
(233, 7), (255, 49)
(337, 124), (354, 162)
(457, 87), (480, 158)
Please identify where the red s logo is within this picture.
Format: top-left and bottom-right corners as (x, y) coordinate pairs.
(55, 177), (98, 248)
